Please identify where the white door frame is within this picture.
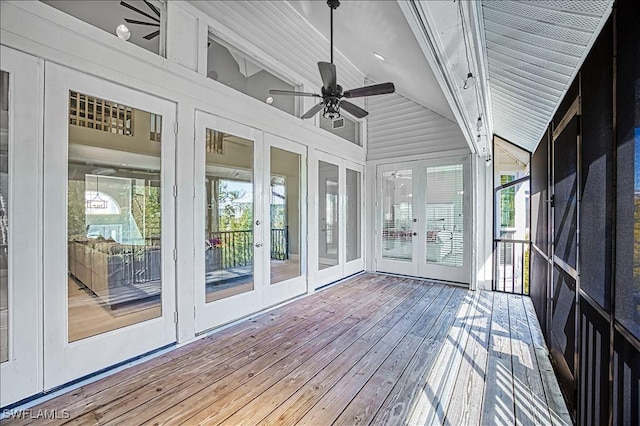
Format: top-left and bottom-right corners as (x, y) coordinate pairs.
(375, 156), (472, 285)
(263, 133), (308, 307)
(194, 111), (265, 333)
(43, 63), (177, 389)
(0, 46), (43, 407)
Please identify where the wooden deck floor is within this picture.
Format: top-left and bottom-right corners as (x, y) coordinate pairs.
(6, 274), (571, 425)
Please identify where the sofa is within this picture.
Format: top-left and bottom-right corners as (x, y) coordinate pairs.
(68, 239), (161, 308)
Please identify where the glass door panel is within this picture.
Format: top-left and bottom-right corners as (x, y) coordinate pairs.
(346, 169), (362, 262)
(1, 70), (8, 364)
(270, 147), (301, 285)
(204, 129), (254, 303)
(318, 161), (339, 271)
(381, 169), (413, 262)
(67, 91), (162, 342)
(425, 164), (464, 267)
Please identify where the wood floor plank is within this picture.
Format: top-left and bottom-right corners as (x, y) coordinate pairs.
(202, 279), (424, 426)
(369, 287), (468, 426)
(509, 295), (552, 425)
(406, 289), (478, 425)
(331, 286), (458, 426)
(444, 290), (493, 426)
(128, 278), (414, 425)
(522, 297), (573, 426)
(480, 292), (516, 426)
(15, 274), (381, 426)
(2, 275), (572, 426)
(68, 278), (402, 425)
(234, 281), (437, 426)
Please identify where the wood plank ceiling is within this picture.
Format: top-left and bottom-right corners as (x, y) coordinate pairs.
(481, 0), (613, 152)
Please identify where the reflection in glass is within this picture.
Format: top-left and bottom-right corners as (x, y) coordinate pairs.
(346, 169), (361, 262)
(381, 170), (413, 261)
(270, 147), (301, 284)
(207, 37), (295, 117)
(319, 161), (339, 270)
(425, 164), (464, 267)
(1, 71), (9, 362)
(67, 91), (162, 342)
(204, 129), (254, 302)
(41, 0), (165, 56)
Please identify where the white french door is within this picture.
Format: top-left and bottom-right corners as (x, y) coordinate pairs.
(194, 111), (265, 332)
(43, 63), (177, 389)
(376, 156), (471, 285)
(312, 151), (365, 289)
(0, 47), (43, 407)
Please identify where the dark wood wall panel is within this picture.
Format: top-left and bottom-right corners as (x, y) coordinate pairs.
(612, 329), (640, 425)
(550, 266), (577, 412)
(579, 297), (610, 426)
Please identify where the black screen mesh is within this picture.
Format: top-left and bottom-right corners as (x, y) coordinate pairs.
(554, 116), (578, 269)
(615, 0), (640, 340)
(580, 18), (613, 312)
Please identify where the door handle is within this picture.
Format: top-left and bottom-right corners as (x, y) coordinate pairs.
(255, 243), (263, 248)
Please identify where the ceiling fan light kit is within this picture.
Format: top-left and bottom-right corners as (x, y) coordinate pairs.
(268, 0), (395, 120)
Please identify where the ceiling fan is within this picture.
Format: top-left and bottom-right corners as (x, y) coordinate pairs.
(269, 0), (395, 120)
(120, 0), (161, 40)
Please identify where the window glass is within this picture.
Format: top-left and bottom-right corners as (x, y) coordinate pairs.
(207, 37), (295, 116)
(41, 1), (165, 56)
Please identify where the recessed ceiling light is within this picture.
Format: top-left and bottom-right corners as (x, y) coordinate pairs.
(373, 52), (385, 61)
(265, 96), (274, 105)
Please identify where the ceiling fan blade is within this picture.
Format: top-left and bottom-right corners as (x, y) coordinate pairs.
(343, 82), (395, 98)
(269, 89), (321, 98)
(340, 100), (369, 119)
(143, 0), (161, 17)
(143, 30), (160, 40)
(125, 18), (159, 27)
(301, 102), (324, 119)
(120, 1), (160, 23)
(318, 62), (337, 92)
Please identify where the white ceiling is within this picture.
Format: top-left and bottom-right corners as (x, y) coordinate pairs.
(481, 0), (613, 152)
(287, 0), (455, 121)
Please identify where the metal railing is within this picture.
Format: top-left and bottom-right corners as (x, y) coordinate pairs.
(208, 228), (289, 268)
(493, 239), (530, 295)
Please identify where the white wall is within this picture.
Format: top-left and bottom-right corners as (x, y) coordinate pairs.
(366, 92), (468, 161)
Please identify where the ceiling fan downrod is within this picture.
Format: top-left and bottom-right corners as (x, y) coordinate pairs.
(327, 0), (340, 64)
